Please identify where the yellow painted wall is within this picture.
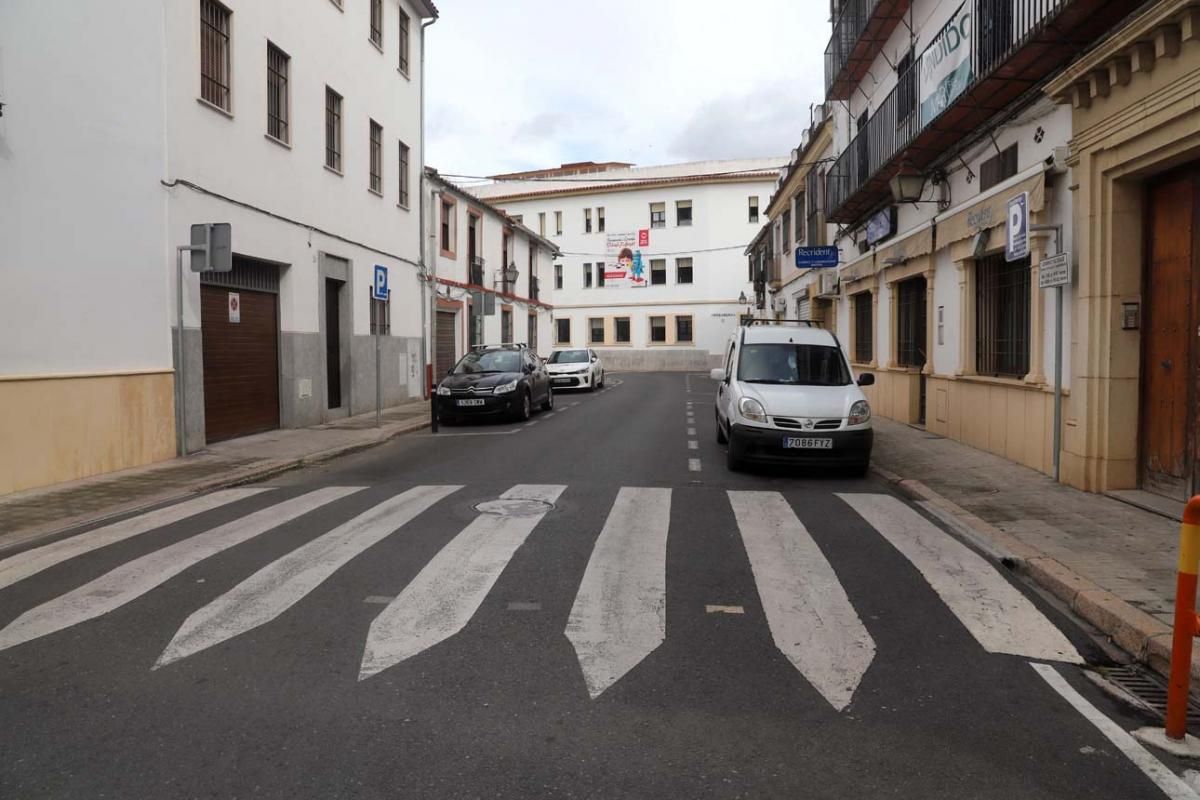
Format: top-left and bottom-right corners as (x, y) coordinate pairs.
(0, 372), (176, 495)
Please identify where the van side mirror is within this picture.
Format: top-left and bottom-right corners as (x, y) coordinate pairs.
(857, 373), (875, 387)
(710, 368), (727, 382)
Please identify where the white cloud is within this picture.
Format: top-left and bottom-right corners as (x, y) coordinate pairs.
(425, 0), (830, 176)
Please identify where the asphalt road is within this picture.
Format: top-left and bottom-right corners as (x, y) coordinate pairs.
(0, 373), (1190, 799)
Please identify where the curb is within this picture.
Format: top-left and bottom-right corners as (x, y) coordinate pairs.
(873, 465), (1199, 684)
(0, 417), (431, 555)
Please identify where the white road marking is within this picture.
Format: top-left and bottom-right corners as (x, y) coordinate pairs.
(566, 487), (671, 699)
(156, 485), (461, 668)
(688, 458), (702, 472)
(1032, 664), (1199, 800)
(417, 430), (518, 437)
(359, 484), (565, 679)
(838, 493), (1083, 663)
(524, 421), (538, 428)
(706, 605), (744, 615)
(729, 491), (875, 711)
(0, 489), (269, 591)
(687, 427), (697, 436)
(0, 488), (361, 653)
(687, 440), (698, 450)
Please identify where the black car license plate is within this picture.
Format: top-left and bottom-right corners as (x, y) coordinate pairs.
(783, 436), (832, 449)
(456, 399), (486, 407)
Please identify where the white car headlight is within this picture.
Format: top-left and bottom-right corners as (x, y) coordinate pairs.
(849, 400), (871, 426)
(436, 384), (452, 396)
(738, 397), (767, 423)
(493, 379), (520, 395)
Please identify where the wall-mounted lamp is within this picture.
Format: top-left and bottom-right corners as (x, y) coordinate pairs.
(889, 163), (950, 211)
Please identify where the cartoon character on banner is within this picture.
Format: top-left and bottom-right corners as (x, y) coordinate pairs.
(625, 248), (647, 287)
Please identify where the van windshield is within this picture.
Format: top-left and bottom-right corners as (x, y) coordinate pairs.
(737, 343), (851, 386)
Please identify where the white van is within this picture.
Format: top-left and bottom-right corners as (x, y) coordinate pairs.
(710, 321), (875, 474)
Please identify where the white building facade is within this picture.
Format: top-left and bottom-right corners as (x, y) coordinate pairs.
(0, 0), (437, 494)
(472, 160), (784, 371)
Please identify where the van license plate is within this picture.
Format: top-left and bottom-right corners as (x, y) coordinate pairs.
(457, 399), (486, 407)
(783, 437), (832, 449)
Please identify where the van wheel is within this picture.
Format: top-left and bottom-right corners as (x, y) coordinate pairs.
(715, 411), (728, 444)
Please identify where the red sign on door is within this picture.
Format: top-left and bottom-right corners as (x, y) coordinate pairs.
(638, 229), (650, 247)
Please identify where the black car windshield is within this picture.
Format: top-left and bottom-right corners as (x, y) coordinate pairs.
(452, 350), (522, 374)
(737, 343), (851, 386)
(548, 350), (589, 364)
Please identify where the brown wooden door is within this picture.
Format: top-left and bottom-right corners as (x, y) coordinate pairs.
(436, 311), (457, 377)
(1141, 171), (1198, 500)
(201, 285), (280, 443)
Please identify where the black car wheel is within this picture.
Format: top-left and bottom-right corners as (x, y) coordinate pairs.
(515, 390), (532, 422)
(541, 386), (554, 412)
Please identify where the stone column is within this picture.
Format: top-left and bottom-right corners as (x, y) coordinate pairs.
(923, 267), (936, 376)
(1026, 232), (1048, 385)
(956, 259), (975, 376)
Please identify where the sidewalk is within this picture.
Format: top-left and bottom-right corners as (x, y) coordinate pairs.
(871, 417), (1189, 681)
(0, 400), (431, 554)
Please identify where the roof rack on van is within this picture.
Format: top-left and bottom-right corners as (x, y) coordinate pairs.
(741, 318), (821, 328)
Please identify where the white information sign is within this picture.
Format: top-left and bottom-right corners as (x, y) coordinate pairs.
(1039, 252), (1072, 288)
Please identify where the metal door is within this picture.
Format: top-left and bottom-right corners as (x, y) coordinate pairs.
(436, 310), (457, 377)
(200, 285), (280, 442)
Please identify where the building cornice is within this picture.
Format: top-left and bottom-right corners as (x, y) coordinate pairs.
(766, 118), (834, 220)
(477, 171), (779, 204)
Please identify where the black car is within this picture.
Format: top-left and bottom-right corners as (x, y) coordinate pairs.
(436, 344), (554, 424)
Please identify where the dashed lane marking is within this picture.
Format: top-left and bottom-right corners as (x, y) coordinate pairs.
(687, 441), (698, 450)
(705, 605), (744, 615)
(687, 428), (696, 436)
(688, 459), (701, 472)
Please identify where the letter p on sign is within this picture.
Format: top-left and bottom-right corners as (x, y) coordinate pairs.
(372, 265), (389, 301)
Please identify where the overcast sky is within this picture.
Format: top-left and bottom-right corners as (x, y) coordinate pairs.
(425, 0), (830, 177)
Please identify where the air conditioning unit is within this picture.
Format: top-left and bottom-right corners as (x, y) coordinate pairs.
(773, 295), (787, 314)
(818, 270), (839, 297)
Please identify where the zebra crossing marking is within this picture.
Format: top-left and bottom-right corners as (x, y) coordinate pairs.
(156, 484), (462, 668)
(729, 491), (876, 711)
(566, 487), (671, 699)
(359, 484), (565, 680)
(837, 493), (1083, 664)
(0, 488), (269, 592)
(0, 487), (361, 654)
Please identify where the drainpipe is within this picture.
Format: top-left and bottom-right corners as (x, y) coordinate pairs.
(418, 13), (438, 402)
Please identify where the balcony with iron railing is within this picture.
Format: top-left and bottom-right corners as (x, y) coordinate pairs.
(469, 256), (485, 287)
(824, 0), (911, 101)
(825, 0), (1143, 225)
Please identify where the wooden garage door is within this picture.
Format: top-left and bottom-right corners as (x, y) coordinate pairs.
(201, 285), (280, 443)
(436, 311), (457, 377)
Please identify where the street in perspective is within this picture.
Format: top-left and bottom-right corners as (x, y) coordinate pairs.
(3, 1), (1200, 798)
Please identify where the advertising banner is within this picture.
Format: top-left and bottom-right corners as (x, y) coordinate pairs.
(920, 4), (972, 127)
(604, 232), (649, 288)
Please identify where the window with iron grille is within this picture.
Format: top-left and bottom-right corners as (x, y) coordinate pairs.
(369, 289), (391, 335)
(896, 276), (927, 368)
(675, 257), (693, 284)
(597, 207), (605, 232)
(806, 168), (825, 246)
(584, 208), (592, 233)
(325, 87), (343, 172)
(369, 120), (383, 194)
(398, 8), (410, 73)
(896, 49), (916, 123)
(370, 0), (383, 47)
(556, 318), (571, 343)
(398, 141), (410, 207)
(794, 192), (806, 243)
(266, 43), (289, 142)
(975, 254), (1030, 378)
(650, 316), (667, 343)
(853, 291), (873, 363)
(589, 318), (605, 344)
(675, 316), (693, 343)
(782, 210), (791, 251)
(583, 263), (593, 288)
(650, 259), (666, 285)
(676, 200), (692, 226)
(615, 317), (631, 343)
(650, 202), (666, 229)
(979, 144), (1018, 192)
(200, 0), (231, 111)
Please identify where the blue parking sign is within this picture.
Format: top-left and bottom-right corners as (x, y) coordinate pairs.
(372, 265), (389, 301)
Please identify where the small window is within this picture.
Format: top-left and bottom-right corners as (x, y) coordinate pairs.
(556, 318), (571, 344)
(794, 193), (805, 242)
(853, 292), (873, 363)
(200, 0), (231, 111)
(596, 262), (606, 288)
(555, 211), (563, 236)
(398, 8), (411, 73)
(538, 212), (546, 237)
(675, 257), (693, 284)
(583, 263), (593, 289)
(614, 317), (631, 343)
(554, 264), (563, 290)
(782, 210), (791, 251)
(370, 0), (383, 48)
(749, 196), (760, 223)
(266, 43), (289, 142)
(440, 199), (455, 254)
(979, 144), (1019, 192)
(584, 208), (592, 233)
(676, 200), (692, 227)
(325, 87), (343, 172)
(650, 202), (666, 229)
(369, 120), (383, 194)
(398, 141), (410, 207)
(675, 316), (693, 343)
(369, 287), (390, 335)
(650, 259), (666, 285)
(597, 207), (606, 233)
(650, 316), (667, 343)
(896, 49), (917, 122)
(589, 318), (605, 344)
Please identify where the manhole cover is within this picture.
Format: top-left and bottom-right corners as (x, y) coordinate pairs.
(473, 498), (554, 517)
(1100, 665), (1200, 727)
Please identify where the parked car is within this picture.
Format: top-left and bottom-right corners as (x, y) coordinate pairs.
(436, 344), (553, 424)
(546, 348), (605, 391)
(711, 322), (874, 474)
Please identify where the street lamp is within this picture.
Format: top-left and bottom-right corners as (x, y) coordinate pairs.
(889, 164), (927, 204)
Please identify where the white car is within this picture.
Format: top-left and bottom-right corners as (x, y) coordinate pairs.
(546, 348), (605, 391)
(711, 322), (875, 474)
